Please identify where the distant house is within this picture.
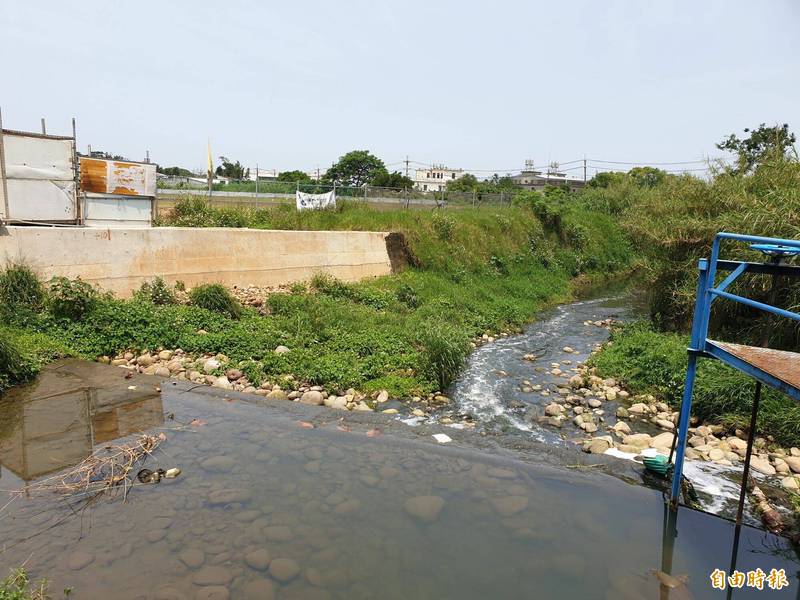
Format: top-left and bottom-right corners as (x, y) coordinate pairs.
(413, 165), (467, 191)
(511, 165), (585, 192)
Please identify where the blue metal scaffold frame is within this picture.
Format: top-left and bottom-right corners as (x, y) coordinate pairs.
(670, 233), (800, 526)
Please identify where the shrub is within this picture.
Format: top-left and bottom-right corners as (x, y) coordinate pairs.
(188, 284), (242, 319)
(0, 263), (45, 316)
(431, 211), (456, 241)
(135, 277), (177, 305)
(0, 331), (33, 392)
(47, 277), (98, 321)
(396, 283), (420, 309)
(417, 319), (470, 391)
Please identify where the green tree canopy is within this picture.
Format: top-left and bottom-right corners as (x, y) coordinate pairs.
(371, 171), (414, 188)
(323, 150), (387, 187)
(215, 156), (249, 180)
(158, 166), (195, 177)
(717, 123), (797, 173)
(627, 166), (667, 188)
(277, 170), (312, 183)
(586, 171), (626, 188)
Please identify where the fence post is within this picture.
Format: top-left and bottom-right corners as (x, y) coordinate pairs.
(364, 184), (368, 203)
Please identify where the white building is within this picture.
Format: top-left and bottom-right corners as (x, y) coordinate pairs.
(413, 165), (467, 191)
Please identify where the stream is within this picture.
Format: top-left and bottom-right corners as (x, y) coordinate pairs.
(448, 284), (764, 523)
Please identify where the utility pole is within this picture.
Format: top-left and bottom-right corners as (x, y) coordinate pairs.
(255, 163), (259, 195)
(404, 155), (409, 179)
(583, 155), (587, 183)
(40, 118), (46, 135)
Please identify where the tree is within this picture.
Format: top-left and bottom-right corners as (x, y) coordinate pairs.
(586, 171), (625, 188)
(446, 173), (479, 192)
(215, 156), (249, 180)
(717, 123), (797, 173)
(158, 166), (195, 177)
(323, 150), (386, 187)
(370, 170), (414, 189)
(627, 166), (667, 188)
(86, 150), (127, 161)
(277, 170), (312, 183)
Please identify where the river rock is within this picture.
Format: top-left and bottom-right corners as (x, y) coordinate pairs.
(202, 456), (235, 472)
(263, 526), (294, 542)
(192, 566), (233, 586)
(137, 354), (155, 367)
(622, 433), (652, 449)
(782, 476), (800, 490)
(204, 358), (221, 374)
(628, 403), (648, 415)
(154, 366), (171, 378)
(266, 389), (288, 401)
(274, 345), (290, 354)
(212, 376), (232, 390)
(300, 391), (324, 405)
(245, 548), (271, 571)
(207, 488), (252, 505)
(544, 403), (562, 417)
(568, 375), (584, 389)
(242, 580), (275, 600)
(179, 548), (205, 569)
(616, 407), (629, 418)
(158, 350), (173, 361)
(612, 421), (631, 435)
(330, 396), (348, 410)
(404, 496), (445, 523)
(784, 456), (800, 473)
(708, 448), (725, 461)
(650, 432), (674, 450)
(269, 558), (300, 582)
(195, 587), (229, 600)
(376, 390), (389, 403)
(490, 495), (528, 517)
(749, 457), (776, 476)
(656, 419), (675, 431)
(225, 368), (243, 381)
(68, 551), (94, 571)
(587, 399), (602, 409)
(587, 439), (611, 454)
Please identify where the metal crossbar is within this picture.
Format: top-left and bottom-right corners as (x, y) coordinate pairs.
(669, 233), (800, 524)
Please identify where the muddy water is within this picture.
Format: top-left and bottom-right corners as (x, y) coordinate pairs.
(1, 362), (799, 599)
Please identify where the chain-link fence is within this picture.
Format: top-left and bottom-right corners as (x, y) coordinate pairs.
(155, 179), (516, 216)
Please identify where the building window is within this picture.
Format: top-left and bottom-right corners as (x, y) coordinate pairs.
(423, 184), (427, 191)
(451, 173), (455, 179)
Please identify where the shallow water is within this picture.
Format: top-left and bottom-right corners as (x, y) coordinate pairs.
(0, 361), (798, 599)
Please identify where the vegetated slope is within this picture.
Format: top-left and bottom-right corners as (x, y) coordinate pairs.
(582, 157), (800, 446)
(2, 198), (632, 397)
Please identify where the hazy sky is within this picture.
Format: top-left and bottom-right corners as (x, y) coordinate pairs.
(2, 1), (798, 178)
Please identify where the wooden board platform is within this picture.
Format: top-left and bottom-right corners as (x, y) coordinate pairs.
(707, 340), (800, 398)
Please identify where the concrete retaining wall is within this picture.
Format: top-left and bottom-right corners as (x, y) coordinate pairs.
(0, 226), (393, 297)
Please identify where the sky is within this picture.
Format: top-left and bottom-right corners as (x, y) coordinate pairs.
(1, 1), (798, 178)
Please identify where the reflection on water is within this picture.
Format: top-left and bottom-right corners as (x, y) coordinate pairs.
(0, 361), (163, 482)
(0, 361), (798, 599)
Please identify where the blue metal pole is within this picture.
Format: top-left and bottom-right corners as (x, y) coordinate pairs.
(670, 353), (698, 504)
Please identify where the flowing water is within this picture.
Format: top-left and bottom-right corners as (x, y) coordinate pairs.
(448, 286), (783, 523)
(0, 346), (798, 598)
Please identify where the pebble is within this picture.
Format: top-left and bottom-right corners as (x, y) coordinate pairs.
(242, 580), (275, 599)
(192, 566), (233, 586)
(403, 496), (445, 523)
(245, 548), (271, 571)
(263, 526), (294, 542)
(269, 558), (300, 582)
(749, 457), (776, 476)
(202, 456), (235, 472)
(490, 495), (528, 517)
(179, 548), (205, 569)
(67, 551), (94, 571)
(300, 391), (324, 405)
(195, 586), (229, 600)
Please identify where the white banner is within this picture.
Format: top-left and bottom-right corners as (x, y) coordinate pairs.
(296, 190), (336, 211)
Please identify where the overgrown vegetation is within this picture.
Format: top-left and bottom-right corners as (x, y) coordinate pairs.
(0, 567), (70, 599)
(584, 123), (800, 445)
(590, 322), (800, 448)
(2, 199), (631, 396)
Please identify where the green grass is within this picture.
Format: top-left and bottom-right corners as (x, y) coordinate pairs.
(2, 198), (632, 397)
(0, 567), (70, 599)
(590, 322), (800, 447)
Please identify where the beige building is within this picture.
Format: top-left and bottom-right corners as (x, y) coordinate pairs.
(511, 166), (585, 192)
(413, 165), (467, 191)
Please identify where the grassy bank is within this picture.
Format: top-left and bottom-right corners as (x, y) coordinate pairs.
(1, 197), (632, 397)
(590, 322), (800, 447)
